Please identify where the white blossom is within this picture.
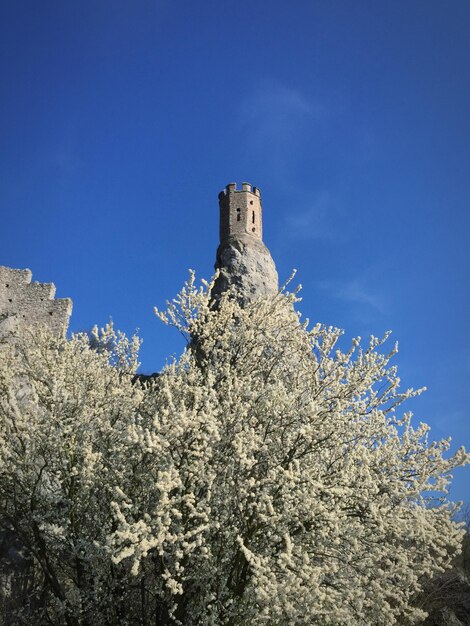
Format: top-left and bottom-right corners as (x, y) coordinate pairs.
(0, 277), (468, 625)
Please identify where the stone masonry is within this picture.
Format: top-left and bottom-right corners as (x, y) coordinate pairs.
(0, 266), (72, 342)
(212, 182), (279, 304)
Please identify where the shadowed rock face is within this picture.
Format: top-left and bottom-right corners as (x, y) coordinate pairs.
(212, 235), (278, 305)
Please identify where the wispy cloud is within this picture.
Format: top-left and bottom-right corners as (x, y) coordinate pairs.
(283, 191), (348, 242)
(238, 81), (322, 155)
(318, 276), (387, 315)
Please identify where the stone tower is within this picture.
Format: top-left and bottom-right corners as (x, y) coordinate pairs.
(212, 182), (278, 304)
(219, 182), (263, 242)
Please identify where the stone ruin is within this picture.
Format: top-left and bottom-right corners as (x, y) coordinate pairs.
(0, 266), (72, 342)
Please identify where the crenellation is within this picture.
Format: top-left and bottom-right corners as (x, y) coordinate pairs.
(219, 180), (263, 243)
(0, 266), (72, 341)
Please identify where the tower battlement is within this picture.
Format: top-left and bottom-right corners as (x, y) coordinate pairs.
(218, 182), (263, 243)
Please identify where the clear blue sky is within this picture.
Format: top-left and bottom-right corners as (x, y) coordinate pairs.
(1, 1), (469, 502)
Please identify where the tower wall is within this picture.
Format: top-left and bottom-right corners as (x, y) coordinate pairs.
(218, 182), (263, 243)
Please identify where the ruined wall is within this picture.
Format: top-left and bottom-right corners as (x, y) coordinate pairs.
(0, 266), (72, 341)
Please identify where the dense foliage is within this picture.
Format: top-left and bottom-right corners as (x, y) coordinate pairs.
(0, 275), (468, 625)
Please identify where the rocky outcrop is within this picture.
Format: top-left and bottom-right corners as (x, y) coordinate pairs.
(212, 234), (279, 305)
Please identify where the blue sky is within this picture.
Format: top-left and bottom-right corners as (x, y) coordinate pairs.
(1, 1), (469, 502)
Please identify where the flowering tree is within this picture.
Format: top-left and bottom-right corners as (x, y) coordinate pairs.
(0, 275), (468, 625)
(0, 324), (143, 624)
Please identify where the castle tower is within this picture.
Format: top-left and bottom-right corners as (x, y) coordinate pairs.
(212, 182), (278, 304)
(219, 182), (263, 242)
